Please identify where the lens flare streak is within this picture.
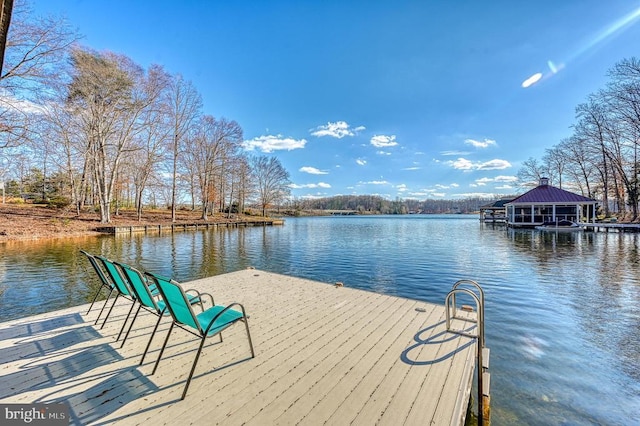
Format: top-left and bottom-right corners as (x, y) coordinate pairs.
(521, 6), (640, 88)
(521, 73), (543, 88)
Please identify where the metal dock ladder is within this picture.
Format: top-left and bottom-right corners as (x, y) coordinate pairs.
(445, 280), (491, 426)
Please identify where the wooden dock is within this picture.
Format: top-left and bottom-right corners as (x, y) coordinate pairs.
(0, 270), (478, 425)
(581, 222), (640, 232)
(95, 219), (285, 235)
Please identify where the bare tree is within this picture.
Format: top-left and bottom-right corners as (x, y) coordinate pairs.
(220, 153), (252, 218)
(517, 157), (546, 189)
(165, 73), (201, 221)
(232, 154), (252, 215)
(39, 106), (74, 206)
(66, 48), (166, 223)
(0, 0), (79, 149)
(125, 65), (171, 220)
(186, 115), (243, 220)
(558, 136), (596, 198)
(178, 128), (199, 211)
(251, 155), (291, 217)
(605, 58), (640, 219)
(574, 98), (615, 216)
(542, 146), (568, 189)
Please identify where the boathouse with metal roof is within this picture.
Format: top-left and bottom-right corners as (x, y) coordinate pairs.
(479, 197), (514, 223)
(505, 178), (598, 228)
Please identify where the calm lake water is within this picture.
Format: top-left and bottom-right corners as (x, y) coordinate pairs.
(0, 215), (638, 425)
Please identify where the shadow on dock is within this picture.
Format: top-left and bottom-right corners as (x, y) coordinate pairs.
(402, 321), (476, 366)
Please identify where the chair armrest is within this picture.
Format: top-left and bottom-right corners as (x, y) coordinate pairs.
(203, 302), (248, 335)
(185, 289), (213, 311)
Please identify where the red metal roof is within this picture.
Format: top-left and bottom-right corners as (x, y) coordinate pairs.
(508, 184), (596, 204)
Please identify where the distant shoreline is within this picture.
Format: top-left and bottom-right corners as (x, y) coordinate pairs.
(2, 203), (636, 244)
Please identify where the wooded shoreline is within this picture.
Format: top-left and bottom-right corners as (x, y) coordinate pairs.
(0, 204), (280, 243)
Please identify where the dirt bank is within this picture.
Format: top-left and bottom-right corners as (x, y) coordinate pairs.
(0, 204), (262, 243)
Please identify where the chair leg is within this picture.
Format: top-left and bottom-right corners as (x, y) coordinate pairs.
(151, 322), (174, 375)
(94, 288), (115, 325)
(181, 335), (207, 400)
(116, 300), (137, 341)
(120, 304), (142, 348)
(101, 293), (120, 329)
(140, 313), (163, 365)
(86, 284), (107, 315)
(244, 319), (255, 358)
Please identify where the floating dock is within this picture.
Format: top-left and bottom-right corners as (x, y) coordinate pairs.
(0, 269), (480, 425)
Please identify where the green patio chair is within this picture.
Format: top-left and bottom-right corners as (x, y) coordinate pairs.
(145, 271), (255, 400)
(113, 261), (203, 365)
(81, 250), (118, 322)
(94, 255), (140, 338)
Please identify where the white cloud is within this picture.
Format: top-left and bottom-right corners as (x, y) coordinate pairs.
(440, 150), (471, 156)
(474, 177), (492, 186)
(448, 157), (512, 171)
(455, 192), (501, 198)
(396, 184), (408, 192)
(310, 121), (364, 138)
(298, 194), (325, 199)
(451, 158), (475, 170)
(0, 91), (46, 114)
(370, 134), (398, 148)
(299, 166), (328, 175)
(477, 159), (511, 170)
(243, 135), (307, 152)
(494, 175), (518, 182)
(465, 138), (497, 148)
(289, 182), (332, 189)
(376, 150), (392, 156)
(403, 166), (420, 170)
(495, 185), (514, 190)
(474, 175), (518, 185)
(362, 180), (389, 185)
(356, 158), (367, 166)
(451, 183), (460, 187)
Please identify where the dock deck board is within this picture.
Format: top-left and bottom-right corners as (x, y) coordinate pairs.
(0, 269), (477, 425)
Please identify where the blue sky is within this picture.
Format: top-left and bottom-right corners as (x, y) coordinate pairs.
(31, 0), (640, 200)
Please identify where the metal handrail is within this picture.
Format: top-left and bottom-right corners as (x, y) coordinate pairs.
(445, 281), (488, 426)
(449, 279), (485, 346)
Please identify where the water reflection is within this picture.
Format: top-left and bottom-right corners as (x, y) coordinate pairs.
(0, 217), (638, 425)
(0, 237), (106, 319)
(506, 229), (640, 388)
(503, 227), (640, 424)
